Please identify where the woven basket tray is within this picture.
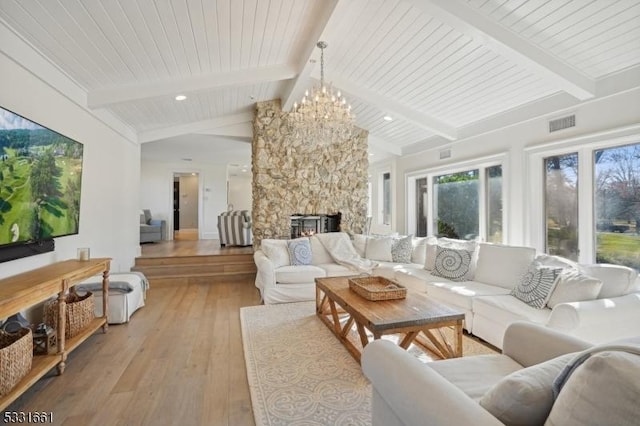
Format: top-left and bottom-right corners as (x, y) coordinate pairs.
(44, 291), (95, 339)
(348, 276), (407, 301)
(0, 328), (33, 397)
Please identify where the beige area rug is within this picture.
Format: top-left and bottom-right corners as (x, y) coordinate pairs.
(240, 301), (497, 426)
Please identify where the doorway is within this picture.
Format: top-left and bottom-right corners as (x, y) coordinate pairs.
(173, 173), (200, 240)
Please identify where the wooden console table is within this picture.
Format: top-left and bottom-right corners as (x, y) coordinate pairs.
(0, 258), (110, 411)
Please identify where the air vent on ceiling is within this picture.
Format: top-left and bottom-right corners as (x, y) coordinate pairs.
(549, 115), (575, 133)
(439, 148), (451, 160)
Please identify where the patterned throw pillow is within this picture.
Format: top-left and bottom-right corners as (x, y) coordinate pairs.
(287, 238), (312, 266)
(511, 261), (562, 309)
(432, 246), (474, 281)
(391, 235), (413, 263)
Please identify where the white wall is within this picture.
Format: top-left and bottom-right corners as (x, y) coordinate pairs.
(140, 161), (228, 239)
(0, 50), (140, 279)
(392, 88), (640, 247)
(227, 174), (252, 211)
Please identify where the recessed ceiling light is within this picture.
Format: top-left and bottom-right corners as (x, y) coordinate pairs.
(175, 94), (187, 101)
(383, 115), (393, 121)
(241, 169), (248, 173)
(369, 153), (375, 156)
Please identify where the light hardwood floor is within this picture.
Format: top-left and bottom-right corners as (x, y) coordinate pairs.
(6, 277), (262, 425)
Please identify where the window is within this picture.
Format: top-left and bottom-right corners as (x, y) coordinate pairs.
(407, 160), (504, 242)
(382, 172), (391, 225)
(530, 136), (640, 271)
(594, 143), (640, 270)
(433, 169), (479, 239)
(544, 153), (579, 260)
(486, 165), (503, 243)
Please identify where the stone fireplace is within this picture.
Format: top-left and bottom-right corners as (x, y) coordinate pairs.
(252, 99), (369, 246)
(290, 213), (341, 239)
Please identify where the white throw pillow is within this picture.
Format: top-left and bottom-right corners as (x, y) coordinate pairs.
(479, 353), (576, 426)
(474, 243), (536, 289)
(424, 238), (439, 271)
(309, 235), (334, 265)
(546, 351), (640, 426)
(511, 261), (562, 309)
(365, 237), (393, 262)
(351, 234), (368, 257)
(578, 263), (637, 298)
(411, 236), (434, 265)
(547, 269), (603, 308)
(535, 254), (578, 270)
(260, 239), (290, 268)
(432, 246), (474, 281)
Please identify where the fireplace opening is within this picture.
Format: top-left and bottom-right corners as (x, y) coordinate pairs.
(290, 213), (341, 239)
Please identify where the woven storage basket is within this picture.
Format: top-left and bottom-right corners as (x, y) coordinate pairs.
(348, 276), (407, 301)
(0, 328), (33, 397)
(44, 291), (95, 339)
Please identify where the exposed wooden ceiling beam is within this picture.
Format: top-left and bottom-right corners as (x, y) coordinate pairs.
(88, 65), (297, 108)
(406, 0), (595, 100)
(138, 112), (253, 143)
(325, 75), (458, 140)
(280, 0), (340, 112)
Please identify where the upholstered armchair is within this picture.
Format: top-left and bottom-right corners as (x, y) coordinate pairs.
(217, 210), (252, 246)
(139, 209), (166, 243)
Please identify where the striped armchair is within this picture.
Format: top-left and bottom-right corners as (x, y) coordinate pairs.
(217, 210), (253, 247)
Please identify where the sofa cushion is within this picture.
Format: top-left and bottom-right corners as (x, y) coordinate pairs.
(547, 349), (640, 426)
(474, 243), (536, 289)
(309, 235), (334, 265)
(578, 263), (637, 298)
(287, 238), (312, 266)
(473, 295), (552, 326)
(351, 234), (367, 257)
(432, 246), (474, 281)
(427, 354), (523, 401)
(391, 235), (413, 263)
(275, 265), (325, 284)
(365, 237), (393, 262)
(316, 263), (355, 277)
(372, 262), (405, 280)
(547, 269), (603, 308)
(424, 237), (439, 270)
(511, 261), (562, 309)
(428, 280), (512, 311)
(479, 353), (576, 426)
(535, 254), (578, 270)
(411, 236), (435, 265)
(261, 239), (290, 268)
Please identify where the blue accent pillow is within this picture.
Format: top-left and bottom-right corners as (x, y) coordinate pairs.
(287, 238), (312, 266)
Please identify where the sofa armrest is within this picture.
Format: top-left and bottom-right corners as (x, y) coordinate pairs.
(254, 250), (275, 294)
(362, 340), (503, 426)
(546, 293), (640, 343)
(502, 321), (591, 368)
(149, 219), (167, 239)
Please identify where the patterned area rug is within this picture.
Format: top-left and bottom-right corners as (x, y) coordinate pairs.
(240, 301), (497, 426)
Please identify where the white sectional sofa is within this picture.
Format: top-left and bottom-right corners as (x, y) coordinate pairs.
(254, 232), (640, 348)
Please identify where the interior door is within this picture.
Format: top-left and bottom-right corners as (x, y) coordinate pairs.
(173, 181), (180, 231)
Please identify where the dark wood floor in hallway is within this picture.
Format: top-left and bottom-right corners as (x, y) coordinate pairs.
(5, 276), (262, 426)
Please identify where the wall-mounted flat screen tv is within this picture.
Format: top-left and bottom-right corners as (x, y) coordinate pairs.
(0, 106), (83, 248)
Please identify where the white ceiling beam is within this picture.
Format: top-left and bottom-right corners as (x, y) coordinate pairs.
(88, 64), (297, 108)
(406, 0), (595, 100)
(196, 122), (253, 138)
(325, 75), (458, 140)
(138, 112), (253, 143)
(368, 135), (402, 156)
(281, 0), (340, 112)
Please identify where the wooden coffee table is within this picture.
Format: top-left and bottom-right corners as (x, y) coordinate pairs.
(315, 276), (465, 363)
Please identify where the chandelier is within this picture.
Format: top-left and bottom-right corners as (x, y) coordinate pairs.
(288, 41), (356, 143)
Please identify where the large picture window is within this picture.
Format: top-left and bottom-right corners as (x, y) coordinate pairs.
(594, 143), (640, 270)
(407, 160), (504, 242)
(531, 136), (640, 271)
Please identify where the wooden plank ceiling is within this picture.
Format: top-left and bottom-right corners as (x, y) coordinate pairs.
(0, 0), (639, 158)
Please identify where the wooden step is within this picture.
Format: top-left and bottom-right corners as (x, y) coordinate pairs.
(132, 253), (256, 285)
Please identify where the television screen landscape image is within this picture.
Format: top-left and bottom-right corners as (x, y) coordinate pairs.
(0, 106), (83, 247)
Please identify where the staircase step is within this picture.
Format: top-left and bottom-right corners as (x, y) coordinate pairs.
(133, 253), (256, 283)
